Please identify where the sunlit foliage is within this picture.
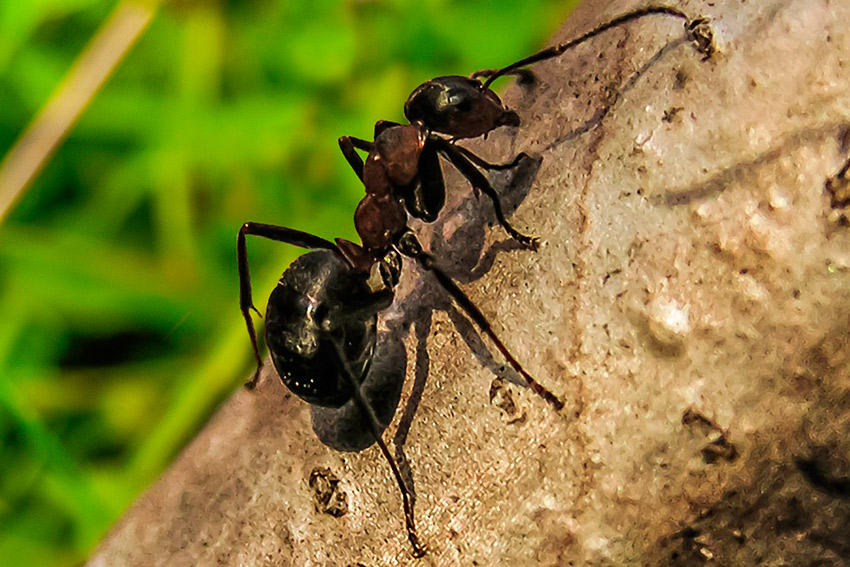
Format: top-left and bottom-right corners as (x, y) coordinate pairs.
(0, 1), (573, 564)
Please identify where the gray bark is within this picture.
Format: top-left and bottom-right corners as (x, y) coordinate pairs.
(89, 0), (850, 565)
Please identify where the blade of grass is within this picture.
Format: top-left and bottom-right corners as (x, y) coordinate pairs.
(0, 0), (159, 223)
(0, 302), (112, 550)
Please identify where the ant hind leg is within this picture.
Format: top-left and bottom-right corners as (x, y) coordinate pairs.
(396, 232), (562, 410)
(237, 222), (340, 388)
(331, 340), (425, 557)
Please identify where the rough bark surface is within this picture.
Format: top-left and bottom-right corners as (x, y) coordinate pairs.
(89, 0), (850, 565)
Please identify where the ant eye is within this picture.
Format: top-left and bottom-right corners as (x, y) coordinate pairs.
(437, 89), (472, 114)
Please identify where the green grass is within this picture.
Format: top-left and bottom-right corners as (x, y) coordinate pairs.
(0, 0), (576, 564)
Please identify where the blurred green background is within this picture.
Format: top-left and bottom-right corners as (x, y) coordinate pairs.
(0, 0), (575, 564)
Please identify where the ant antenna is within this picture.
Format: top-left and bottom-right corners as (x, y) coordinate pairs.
(481, 5), (714, 89)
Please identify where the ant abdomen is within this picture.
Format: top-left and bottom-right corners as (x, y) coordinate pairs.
(264, 251), (385, 408)
(311, 326), (407, 453)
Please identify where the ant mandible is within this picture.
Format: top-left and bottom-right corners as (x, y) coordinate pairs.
(237, 4), (714, 557)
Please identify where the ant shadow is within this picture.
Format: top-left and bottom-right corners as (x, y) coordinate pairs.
(309, 147), (537, 398)
(542, 35), (690, 153)
(311, 30), (696, 499)
(310, 154), (541, 495)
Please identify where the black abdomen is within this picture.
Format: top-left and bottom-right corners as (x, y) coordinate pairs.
(265, 251), (376, 408)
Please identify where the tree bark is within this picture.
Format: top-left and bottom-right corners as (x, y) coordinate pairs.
(88, 0), (850, 565)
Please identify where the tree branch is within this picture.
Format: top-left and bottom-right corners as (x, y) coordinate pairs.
(89, 1), (850, 565)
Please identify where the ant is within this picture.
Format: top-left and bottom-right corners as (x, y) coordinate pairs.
(237, 5), (714, 557)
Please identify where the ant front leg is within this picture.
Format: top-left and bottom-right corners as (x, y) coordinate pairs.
(436, 141), (539, 250)
(338, 136), (374, 182)
(449, 141), (529, 172)
(237, 222), (340, 388)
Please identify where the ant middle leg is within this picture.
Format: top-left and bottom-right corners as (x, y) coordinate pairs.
(436, 141), (539, 250)
(237, 222), (340, 387)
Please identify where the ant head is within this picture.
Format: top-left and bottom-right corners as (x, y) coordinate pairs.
(404, 76), (519, 139)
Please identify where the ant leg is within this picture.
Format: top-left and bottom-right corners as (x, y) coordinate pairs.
(481, 6), (712, 89)
(331, 341), (425, 557)
(238, 222), (340, 387)
(338, 136), (374, 182)
(449, 142), (528, 171)
(396, 232), (563, 411)
(437, 142), (539, 250)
